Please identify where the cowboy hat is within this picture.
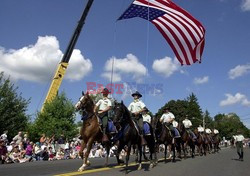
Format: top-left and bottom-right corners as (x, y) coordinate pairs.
(101, 88), (110, 94)
(131, 91), (142, 98)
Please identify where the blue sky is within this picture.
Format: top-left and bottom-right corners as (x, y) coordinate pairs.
(0, 0), (250, 127)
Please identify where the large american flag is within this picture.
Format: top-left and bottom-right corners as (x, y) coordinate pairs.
(118, 0), (205, 65)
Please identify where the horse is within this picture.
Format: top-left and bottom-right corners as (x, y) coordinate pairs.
(204, 133), (213, 154)
(154, 119), (180, 162)
(75, 91), (112, 171)
(212, 133), (221, 153)
(140, 120), (157, 168)
(112, 101), (143, 172)
(178, 123), (195, 158)
(194, 129), (206, 156)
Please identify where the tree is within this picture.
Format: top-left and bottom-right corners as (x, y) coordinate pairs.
(214, 113), (250, 139)
(0, 72), (30, 140)
(186, 93), (203, 128)
(203, 110), (214, 129)
(29, 92), (78, 142)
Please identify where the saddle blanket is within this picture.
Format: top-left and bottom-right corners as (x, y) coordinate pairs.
(143, 122), (151, 135)
(107, 119), (117, 133)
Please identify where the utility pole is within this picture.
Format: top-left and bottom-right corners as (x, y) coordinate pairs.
(203, 113), (205, 129)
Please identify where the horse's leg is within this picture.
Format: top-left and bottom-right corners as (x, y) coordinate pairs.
(79, 139), (87, 159)
(164, 143), (168, 162)
(115, 143), (124, 165)
(78, 138), (94, 172)
(104, 142), (110, 167)
(183, 142), (187, 159)
(125, 142), (132, 173)
(137, 143), (142, 170)
(143, 145), (149, 161)
(171, 143), (176, 162)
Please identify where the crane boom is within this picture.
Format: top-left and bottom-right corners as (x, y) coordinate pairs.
(41, 0), (94, 111)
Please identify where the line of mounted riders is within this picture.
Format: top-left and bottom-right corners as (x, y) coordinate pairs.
(75, 88), (221, 172)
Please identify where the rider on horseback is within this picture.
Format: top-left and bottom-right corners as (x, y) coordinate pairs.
(160, 107), (180, 140)
(182, 115), (196, 140)
(128, 91), (147, 145)
(94, 88), (112, 142)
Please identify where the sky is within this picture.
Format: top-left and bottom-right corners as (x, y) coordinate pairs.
(0, 0), (250, 127)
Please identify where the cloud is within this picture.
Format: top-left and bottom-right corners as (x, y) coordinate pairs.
(152, 56), (180, 77)
(193, 76), (209, 85)
(102, 54), (147, 83)
(241, 0), (250, 11)
(228, 64), (250, 79)
(220, 93), (250, 107)
(0, 36), (92, 83)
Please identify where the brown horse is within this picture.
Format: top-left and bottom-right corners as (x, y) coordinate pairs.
(178, 123), (195, 158)
(194, 129), (206, 156)
(212, 133), (221, 153)
(75, 92), (111, 171)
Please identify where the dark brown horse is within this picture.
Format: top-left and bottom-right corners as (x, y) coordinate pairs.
(75, 92), (111, 171)
(212, 133), (221, 153)
(194, 129), (206, 156)
(154, 119), (180, 162)
(112, 101), (143, 172)
(178, 123), (195, 158)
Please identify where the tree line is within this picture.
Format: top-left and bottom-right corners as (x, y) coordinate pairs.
(0, 72), (249, 142)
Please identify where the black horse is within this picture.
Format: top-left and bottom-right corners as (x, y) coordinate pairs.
(112, 101), (143, 172)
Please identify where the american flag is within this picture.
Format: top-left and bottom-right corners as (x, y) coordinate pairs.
(118, 0), (205, 65)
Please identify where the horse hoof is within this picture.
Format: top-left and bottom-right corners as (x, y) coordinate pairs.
(78, 167), (85, 172)
(87, 160), (91, 166)
(137, 164), (142, 170)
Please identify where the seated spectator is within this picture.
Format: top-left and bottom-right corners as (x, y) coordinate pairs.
(34, 142), (42, 161)
(0, 139), (8, 164)
(40, 134), (47, 146)
(48, 147), (55, 161)
(25, 141), (34, 161)
(56, 148), (65, 160)
(7, 141), (16, 153)
(41, 147), (49, 161)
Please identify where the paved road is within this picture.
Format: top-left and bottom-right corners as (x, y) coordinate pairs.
(0, 148), (249, 176)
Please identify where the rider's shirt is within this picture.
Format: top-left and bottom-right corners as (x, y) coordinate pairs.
(128, 99), (146, 113)
(182, 119), (192, 128)
(205, 128), (212, 134)
(96, 97), (112, 112)
(235, 135), (245, 142)
(172, 120), (178, 128)
(198, 126), (204, 132)
(143, 114), (151, 123)
(213, 129), (219, 134)
(160, 112), (175, 123)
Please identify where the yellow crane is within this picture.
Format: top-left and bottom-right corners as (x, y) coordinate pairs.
(41, 0), (94, 111)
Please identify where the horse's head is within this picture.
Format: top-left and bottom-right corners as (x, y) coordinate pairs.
(75, 91), (94, 112)
(113, 100), (130, 125)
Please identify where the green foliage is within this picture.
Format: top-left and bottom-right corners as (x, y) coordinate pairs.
(186, 93), (203, 128)
(214, 113), (250, 139)
(155, 93), (203, 128)
(29, 92), (78, 142)
(0, 72), (30, 140)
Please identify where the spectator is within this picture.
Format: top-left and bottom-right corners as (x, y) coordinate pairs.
(41, 147), (49, 161)
(34, 142), (42, 161)
(0, 130), (8, 144)
(56, 148), (65, 160)
(48, 147), (55, 161)
(40, 134), (46, 146)
(25, 141), (34, 161)
(13, 131), (23, 145)
(0, 139), (8, 164)
(58, 134), (65, 144)
(7, 141), (16, 152)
